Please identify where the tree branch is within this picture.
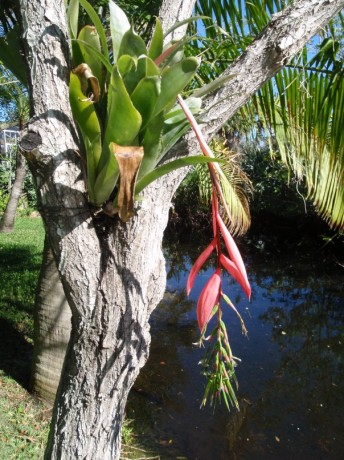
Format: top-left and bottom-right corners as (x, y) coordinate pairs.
(158, 0), (197, 40)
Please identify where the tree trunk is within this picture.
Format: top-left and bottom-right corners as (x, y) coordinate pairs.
(18, 1), (179, 457)
(45, 201), (170, 459)
(17, 0), (344, 458)
(0, 149), (26, 232)
(30, 236), (71, 405)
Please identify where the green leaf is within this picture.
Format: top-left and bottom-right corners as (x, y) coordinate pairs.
(117, 55), (137, 78)
(138, 114), (165, 178)
(69, 72), (102, 199)
(148, 17), (163, 61)
(152, 57), (200, 117)
(192, 73), (237, 98)
(77, 26), (103, 84)
(93, 152), (119, 205)
(78, 0), (109, 64)
(164, 97), (202, 124)
(137, 56), (160, 77)
(109, 0), (130, 63)
(160, 120), (191, 159)
(67, 0), (79, 39)
(131, 76), (161, 129)
(163, 15), (210, 38)
(73, 39), (113, 74)
(118, 27), (148, 60)
(122, 55), (159, 95)
(83, 134), (101, 201)
(135, 156), (224, 194)
(102, 66), (142, 170)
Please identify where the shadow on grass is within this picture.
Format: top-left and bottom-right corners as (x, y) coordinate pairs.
(0, 317), (33, 390)
(0, 246), (42, 272)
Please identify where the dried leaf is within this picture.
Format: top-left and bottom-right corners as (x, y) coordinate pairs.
(111, 143), (144, 221)
(73, 63), (100, 102)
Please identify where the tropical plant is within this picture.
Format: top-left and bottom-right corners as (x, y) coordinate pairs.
(68, 0), (219, 220)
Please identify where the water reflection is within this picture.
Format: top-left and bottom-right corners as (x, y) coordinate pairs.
(127, 243), (344, 459)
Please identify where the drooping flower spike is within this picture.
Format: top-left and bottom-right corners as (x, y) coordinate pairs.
(178, 94), (251, 410)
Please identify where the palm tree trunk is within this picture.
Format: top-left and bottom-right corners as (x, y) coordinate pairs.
(30, 236), (71, 405)
(0, 149), (26, 233)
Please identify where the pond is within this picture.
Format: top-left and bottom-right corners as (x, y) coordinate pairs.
(127, 240), (344, 459)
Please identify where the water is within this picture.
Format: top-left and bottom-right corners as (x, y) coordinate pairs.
(127, 242), (344, 459)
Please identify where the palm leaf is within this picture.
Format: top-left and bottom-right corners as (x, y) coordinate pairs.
(195, 138), (253, 236)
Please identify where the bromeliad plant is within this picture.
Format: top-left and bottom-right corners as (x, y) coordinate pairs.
(68, 0), (218, 220)
(68, 0), (251, 410)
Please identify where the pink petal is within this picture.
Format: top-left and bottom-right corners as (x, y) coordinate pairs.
(186, 238), (217, 295)
(216, 213), (249, 287)
(219, 254), (251, 300)
(197, 269), (221, 332)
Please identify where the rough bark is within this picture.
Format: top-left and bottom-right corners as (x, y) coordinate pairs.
(30, 236), (71, 405)
(0, 150), (26, 232)
(159, 0), (196, 40)
(17, 0), (344, 459)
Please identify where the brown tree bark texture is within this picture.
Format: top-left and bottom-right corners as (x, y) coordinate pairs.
(18, 0), (344, 458)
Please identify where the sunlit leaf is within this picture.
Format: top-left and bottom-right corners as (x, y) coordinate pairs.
(109, 0), (130, 63)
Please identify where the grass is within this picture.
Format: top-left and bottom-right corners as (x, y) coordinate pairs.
(0, 374), (50, 459)
(0, 217), (47, 458)
(0, 217), (161, 460)
(0, 217), (44, 341)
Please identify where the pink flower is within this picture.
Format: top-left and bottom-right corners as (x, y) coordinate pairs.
(197, 269), (221, 332)
(186, 237), (217, 295)
(219, 254), (251, 300)
(216, 213), (250, 298)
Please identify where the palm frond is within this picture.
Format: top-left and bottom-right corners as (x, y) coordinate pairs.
(195, 138), (253, 236)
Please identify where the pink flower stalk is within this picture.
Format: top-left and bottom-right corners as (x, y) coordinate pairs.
(177, 94), (251, 332)
(187, 195), (251, 331)
(219, 254), (251, 300)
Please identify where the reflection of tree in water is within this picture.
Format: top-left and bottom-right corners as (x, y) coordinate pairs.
(233, 274), (344, 458)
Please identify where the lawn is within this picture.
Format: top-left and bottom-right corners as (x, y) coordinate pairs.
(0, 217), (47, 459)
